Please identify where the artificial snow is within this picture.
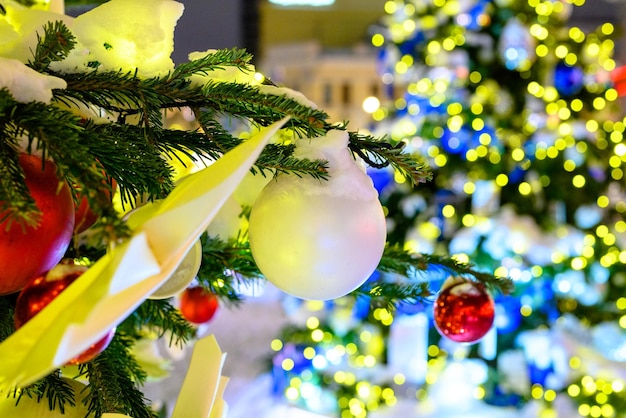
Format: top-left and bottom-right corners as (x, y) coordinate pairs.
(0, 57), (66, 103)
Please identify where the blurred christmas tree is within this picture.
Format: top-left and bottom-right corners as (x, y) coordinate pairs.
(0, 0), (514, 417)
(272, 0), (626, 416)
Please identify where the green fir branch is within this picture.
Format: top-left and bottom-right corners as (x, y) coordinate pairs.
(348, 131), (433, 186)
(197, 234), (266, 305)
(170, 47), (253, 79)
(0, 294), (15, 343)
(17, 371), (76, 415)
(82, 334), (155, 418)
(356, 282), (432, 311)
(201, 81), (331, 136)
(378, 244), (514, 295)
(30, 21), (76, 72)
(121, 299), (195, 348)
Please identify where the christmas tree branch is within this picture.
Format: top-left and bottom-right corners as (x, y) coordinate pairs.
(121, 299), (195, 348)
(30, 21), (76, 72)
(18, 371), (76, 414)
(82, 334), (155, 418)
(347, 131), (433, 186)
(377, 244), (514, 295)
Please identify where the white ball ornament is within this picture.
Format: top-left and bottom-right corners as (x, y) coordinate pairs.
(248, 130), (387, 300)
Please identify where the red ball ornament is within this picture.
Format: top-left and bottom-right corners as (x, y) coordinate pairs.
(433, 278), (495, 343)
(180, 286), (219, 324)
(0, 154), (74, 295)
(14, 262), (115, 364)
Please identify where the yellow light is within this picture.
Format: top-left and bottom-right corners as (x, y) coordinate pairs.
(563, 160), (576, 172)
(394, 373), (406, 385)
(271, 339), (283, 351)
(364, 355), (376, 367)
(311, 329), (324, 342)
(605, 88), (618, 102)
(596, 224), (609, 237)
(453, 253), (470, 264)
(383, 1), (396, 14)
(447, 102), (463, 115)
(282, 358), (295, 371)
(461, 214), (474, 227)
(395, 61), (408, 74)
(303, 347), (316, 359)
(512, 148), (525, 161)
(572, 174), (586, 188)
(544, 86), (558, 102)
(442, 204), (455, 218)
(571, 257), (586, 270)
(568, 384), (581, 397)
(578, 404), (591, 416)
(285, 386), (299, 400)
(531, 385), (544, 399)
(520, 304), (533, 317)
(442, 37), (456, 51)
(470, 102), (484, 115)
(489, 152), (501, 164)
(536, 44), (549, 57)
(611, 168), (624, 180)
(601, 405), (615, 417)
(602, 22), (614, 35)
(494, 266), (508, 278)
(558, 107), (571, 120)
(362, 96), (380, 113)
(571, 99), (583, 112)
(469, 71), (482, 83)
(570, 356), (582, 369)
(463, 181), (475, 194)
(519, 182), (532, 195)
(528, 81), (542, 96)
(371, 33), (385, 47)
(306, 316), (320, 329)
(334, 371), (346, 383)
(494, 174), (508, 186)
(472, 118), (485, 131)
(569, 27), (586, 43)
(427, 41), (441, 54)
(474, 386), (485, 400)
(555, 45), (568, 59)
(434, 154), (448, 167)
(466, 149), (478, 161)
(593, 97), (607, 110)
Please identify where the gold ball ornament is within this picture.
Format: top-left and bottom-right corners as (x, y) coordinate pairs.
(248, 130), (387, 300)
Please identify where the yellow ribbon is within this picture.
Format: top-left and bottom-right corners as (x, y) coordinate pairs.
(0, 118), (288, 390)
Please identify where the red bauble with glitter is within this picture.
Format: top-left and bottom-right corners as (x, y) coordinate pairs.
(14, 262), (115, 364)
(0, 154), (75, 295)
(180, 286), (219, 324)
(433, 278), (495, 343)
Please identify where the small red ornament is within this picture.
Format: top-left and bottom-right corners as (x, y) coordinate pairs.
(180, 286), (219, 324)
(14, 262), (115, 364)
(0, 154), (74, 295)
(433, 278), (495, 343)
(73, 177), (117, 234)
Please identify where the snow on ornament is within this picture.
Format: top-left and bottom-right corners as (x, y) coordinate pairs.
(0, 154), (75, 295)
(248, 129), (387, 300)
(433, 276), (495, 343)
